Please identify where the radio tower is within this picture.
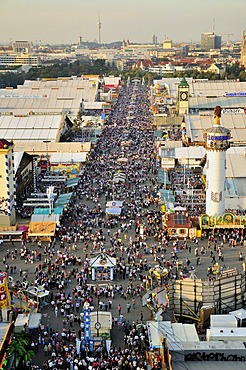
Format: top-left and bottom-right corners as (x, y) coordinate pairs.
(97, 15), (102, 45)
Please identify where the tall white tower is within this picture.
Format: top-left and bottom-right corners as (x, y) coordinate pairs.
(204, 106), (231, 216)
(0, 139), (16, 226)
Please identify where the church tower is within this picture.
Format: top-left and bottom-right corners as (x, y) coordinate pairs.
(178, 77), (189, 115)
(204, 107), (231, 216)
(0, 139), (16, 226)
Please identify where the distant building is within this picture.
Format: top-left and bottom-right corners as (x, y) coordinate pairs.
(133, 59), (153, 71)
(201, 32), (221, 51)
(207, 63), (226, 76)
(152, 34), (158, 45)
(240, 30), (246, 67)
(163, 39), (172, 49)
(0, 54), (41, 67)
(12, 41), (33, 54)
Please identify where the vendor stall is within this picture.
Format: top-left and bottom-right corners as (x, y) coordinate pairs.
(90, 253), (116, 281)
(28, 221), (57, 241)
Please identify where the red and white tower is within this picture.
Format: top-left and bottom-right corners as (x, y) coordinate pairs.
(204, 106), (231, 216)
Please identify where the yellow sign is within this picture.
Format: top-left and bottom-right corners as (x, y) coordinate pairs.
(0, 272), (11, 309)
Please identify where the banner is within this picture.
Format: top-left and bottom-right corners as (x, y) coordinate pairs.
(106, 340), (112, 354)
(0, 272), (10, 310)
(76, 339), (81, 355)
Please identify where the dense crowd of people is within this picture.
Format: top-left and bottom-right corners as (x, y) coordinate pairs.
(9, 81), (164, 370)
(4, 81), (245, 370)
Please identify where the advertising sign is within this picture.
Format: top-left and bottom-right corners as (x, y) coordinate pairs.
(0, 272), (10, 309)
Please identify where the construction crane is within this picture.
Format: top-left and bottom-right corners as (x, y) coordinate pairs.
(221, 33), (233, 45)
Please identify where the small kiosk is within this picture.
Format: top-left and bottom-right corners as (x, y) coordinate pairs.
(90, 253), (116, 281)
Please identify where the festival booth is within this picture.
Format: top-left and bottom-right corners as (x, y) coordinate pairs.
(90, 253), (116, 281)
(30, 207), (63, 225)
(200, 213), (246, 234)
(14, 312), (42, 333)
(105, 201), (124, 216)
(25, 286), (50, 309)
(28, 221), (57, 241)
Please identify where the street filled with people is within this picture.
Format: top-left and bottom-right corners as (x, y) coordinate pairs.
(2, 80), (245, 370)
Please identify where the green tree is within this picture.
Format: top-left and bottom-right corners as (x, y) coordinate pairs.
(6, 333), (35, 369)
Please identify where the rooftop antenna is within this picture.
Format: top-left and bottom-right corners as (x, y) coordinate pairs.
(213, 18), (215, 33)
(97, 14), (102, 45)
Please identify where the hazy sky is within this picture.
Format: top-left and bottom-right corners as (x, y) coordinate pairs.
(1, 0), (245, 44)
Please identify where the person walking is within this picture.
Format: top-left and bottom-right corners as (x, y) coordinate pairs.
(118, 304), (122, 315)
(140, 311), (144, 321)
(54, 306), (58, 318)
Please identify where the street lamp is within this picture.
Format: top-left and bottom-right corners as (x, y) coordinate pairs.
(43, 140), (51, 175)
(32, 153), (38, 193)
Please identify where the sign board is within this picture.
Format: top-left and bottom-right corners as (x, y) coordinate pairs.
(225, 92), (246, 97)
(222, 108), (245, 115)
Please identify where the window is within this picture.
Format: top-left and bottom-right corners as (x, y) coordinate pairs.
(211, 192), (220, 202)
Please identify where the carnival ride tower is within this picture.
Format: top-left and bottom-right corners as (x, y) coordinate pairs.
(204, 106), (231, 216)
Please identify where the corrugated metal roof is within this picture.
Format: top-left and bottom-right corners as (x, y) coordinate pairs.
(226, 147), (246, 178)
(190, 80), (246, 97)
(0, 78), (98, 117)
(13, 141), (90, 154)
(186, 114), (246, 142)
(189, 96), (246, 109)
(153, 78), (246, 99)
(0, 115), (62, 142)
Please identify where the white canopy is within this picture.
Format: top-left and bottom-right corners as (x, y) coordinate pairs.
(229, 308), (246, 321)
(90, 253), (116, 268)
(28, 313), (42, 329)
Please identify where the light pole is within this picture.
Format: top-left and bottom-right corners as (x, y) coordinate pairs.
(32, 153), (38, 193)
(43, 140), (51, 175)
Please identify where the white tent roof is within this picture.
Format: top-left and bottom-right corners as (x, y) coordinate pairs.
(31, 214), (60, 223)
(186, 113), (246, 144)
(147, 321), (199, 350)
(14, 141), (91, 154)
(50, 152), (87, 163)
(229, 308), (246, 321)
(90, 253), (116, 268)
(0, 114), (62, 142)
(28, 313), (42, 329)
(15, 313), (29, 328)
(174, 146), (206, 159)
(14, 151), (24, 173)
(83, 102), (104, 110)
(226, 147), (246, 178)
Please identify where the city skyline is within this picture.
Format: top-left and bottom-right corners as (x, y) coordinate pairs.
(1, 0), (245, 45)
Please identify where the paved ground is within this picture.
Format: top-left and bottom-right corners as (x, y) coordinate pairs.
(3, 83), (245, 368)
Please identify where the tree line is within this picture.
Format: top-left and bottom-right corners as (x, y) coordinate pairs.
(0, 60), (245, 88)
